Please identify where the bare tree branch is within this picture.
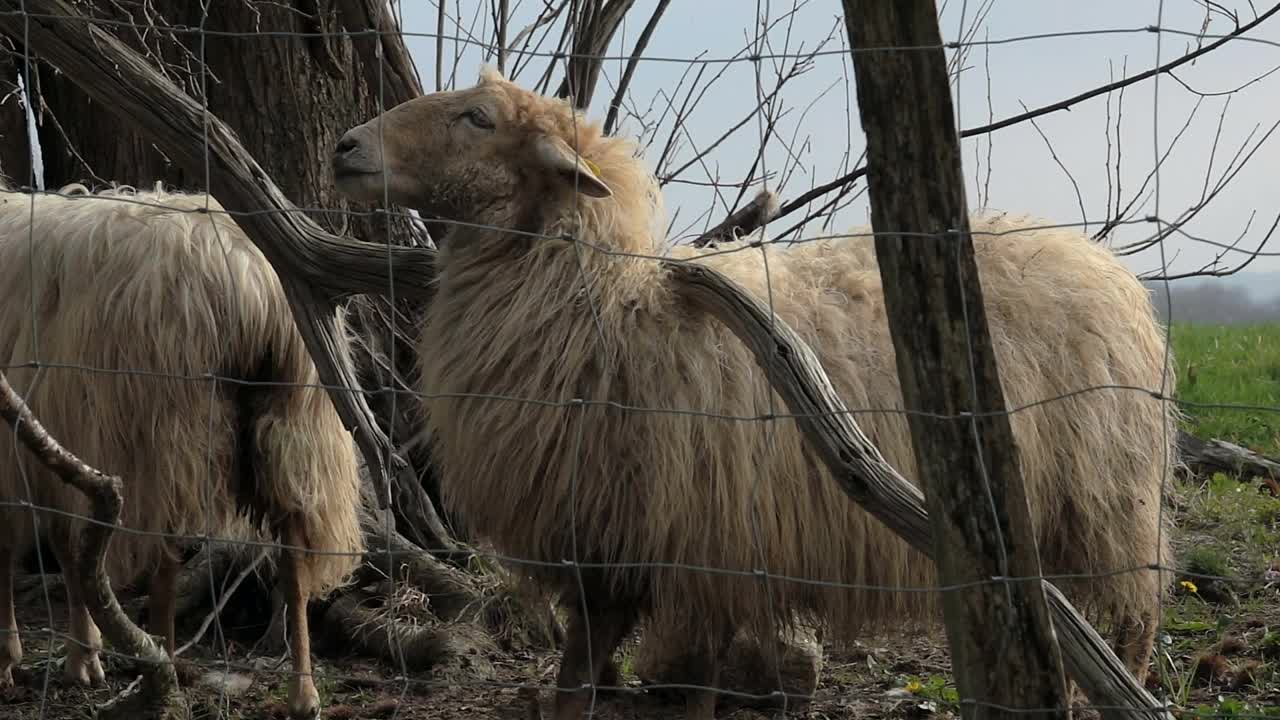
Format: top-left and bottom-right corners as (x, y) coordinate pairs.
(691, 189), (780, 247)
(742, 1), (1280, 242)
(602, 0), (668, 135)
(436, 0), (446, 91)
(495, 0), (509, 72)
(556, 0), (635, 109)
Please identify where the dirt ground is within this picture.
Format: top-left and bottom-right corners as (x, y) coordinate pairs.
(4, 473), (1279, 720)
(1, 608), (958, 720)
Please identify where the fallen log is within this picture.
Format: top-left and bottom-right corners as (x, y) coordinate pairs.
(1177, 429), (1280, 487)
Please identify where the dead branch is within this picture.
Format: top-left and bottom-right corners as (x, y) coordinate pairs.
(691, 189), (781, 247)
(602, 0), (670, 136)
(555, 0), (636, 109)
(435, 0), (446, 91)
(357, 471), (562, 647)
(962, 4), (1280, 138)
(169, 545), (235, 620)
(0, 2), (1171, 714)
(507, 0), (570, 83)
(1177, 429), (1280, 483)
(0, 369), (186, 720)
(358, 493), (479, 624)
(495, 0), (510, 74)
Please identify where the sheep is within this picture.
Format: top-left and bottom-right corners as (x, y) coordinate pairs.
(331, 66), (1178, 720)
(0, 180), (364, 720)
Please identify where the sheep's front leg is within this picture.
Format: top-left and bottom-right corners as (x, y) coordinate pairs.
(50, 538), (104, 687)
(0, 548), (20, 686)
(147, 548), (181, 658)
(553, 591), (637, 720)
(280, 519), (319, 720)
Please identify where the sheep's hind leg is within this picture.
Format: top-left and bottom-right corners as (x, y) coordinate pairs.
(552, 589), (638, 720)
(1113, 608), (1158, 688)
(280, 518), (319, 720)
(50, 537), (104, 687)
(682, 625), (734, 720)
(0, 548), (20, 686)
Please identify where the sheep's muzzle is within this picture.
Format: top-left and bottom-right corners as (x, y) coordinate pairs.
(331, 124), (385, 198)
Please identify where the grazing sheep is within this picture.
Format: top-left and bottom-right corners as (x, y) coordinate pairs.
(0, 180), (363, 720)
(332, 66), (1177, 720)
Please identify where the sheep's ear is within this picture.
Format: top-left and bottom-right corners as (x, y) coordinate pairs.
(477, 64), (506, 86)
(532, 135), (612, 198)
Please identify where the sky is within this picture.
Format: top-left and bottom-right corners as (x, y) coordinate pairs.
(387, 1), (1280, 286)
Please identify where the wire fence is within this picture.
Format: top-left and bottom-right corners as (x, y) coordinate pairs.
(1, 1), (1279, 719)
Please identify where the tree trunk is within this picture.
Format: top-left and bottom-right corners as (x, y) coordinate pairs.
(840, 1), (1070, 717)
(1, 1), (391, 219)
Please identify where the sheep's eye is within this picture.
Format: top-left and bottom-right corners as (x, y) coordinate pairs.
(463, 108), (494, 129)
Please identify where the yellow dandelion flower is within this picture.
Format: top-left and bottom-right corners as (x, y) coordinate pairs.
(905, 679), (923, 694)
(1180, 580), (1198, 594)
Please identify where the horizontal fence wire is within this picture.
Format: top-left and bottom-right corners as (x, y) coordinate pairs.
(0, 2), (1277, 719)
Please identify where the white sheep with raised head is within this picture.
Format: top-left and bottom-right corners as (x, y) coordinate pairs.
(332, 66), (1177, 720)
(0, 181), (364, 720)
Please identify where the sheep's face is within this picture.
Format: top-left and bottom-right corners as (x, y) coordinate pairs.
(332, 65), (611, 229)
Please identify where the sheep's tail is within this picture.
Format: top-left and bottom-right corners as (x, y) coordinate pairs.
(249, 306), (364, 597)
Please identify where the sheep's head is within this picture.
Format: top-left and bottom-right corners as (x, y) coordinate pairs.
(333, 65), (613, 230)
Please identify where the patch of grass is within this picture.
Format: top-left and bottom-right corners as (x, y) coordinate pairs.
(1184, 545), (1231, 581)
(1170, 323), (1280, 454)
(1183, 697), (1280, 719)
(900, 674), (959, 712)
(1179, 472), (1280, 583)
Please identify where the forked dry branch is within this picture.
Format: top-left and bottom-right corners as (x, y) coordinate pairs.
(0, 370), (187, 720)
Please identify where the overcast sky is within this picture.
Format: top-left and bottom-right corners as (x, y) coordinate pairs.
(390, 1), (1280, 283)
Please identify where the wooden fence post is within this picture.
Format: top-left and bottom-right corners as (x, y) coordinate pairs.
(840, 2), (1070, 717)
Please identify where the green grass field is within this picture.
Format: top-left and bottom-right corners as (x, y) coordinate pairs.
(1144, 324), (1280, 717)
(1171, 323), (1280, 454)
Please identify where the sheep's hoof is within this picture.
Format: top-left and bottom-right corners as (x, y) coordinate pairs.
(0, 635), (20, 687)
(286, 675), (320, 720)
(64, 652), (105, 688)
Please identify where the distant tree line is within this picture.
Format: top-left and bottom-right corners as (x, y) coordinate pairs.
(1146, 279), (1280, 325)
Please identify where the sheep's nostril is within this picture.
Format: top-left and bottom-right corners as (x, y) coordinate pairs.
(335, 135), (359, 156)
